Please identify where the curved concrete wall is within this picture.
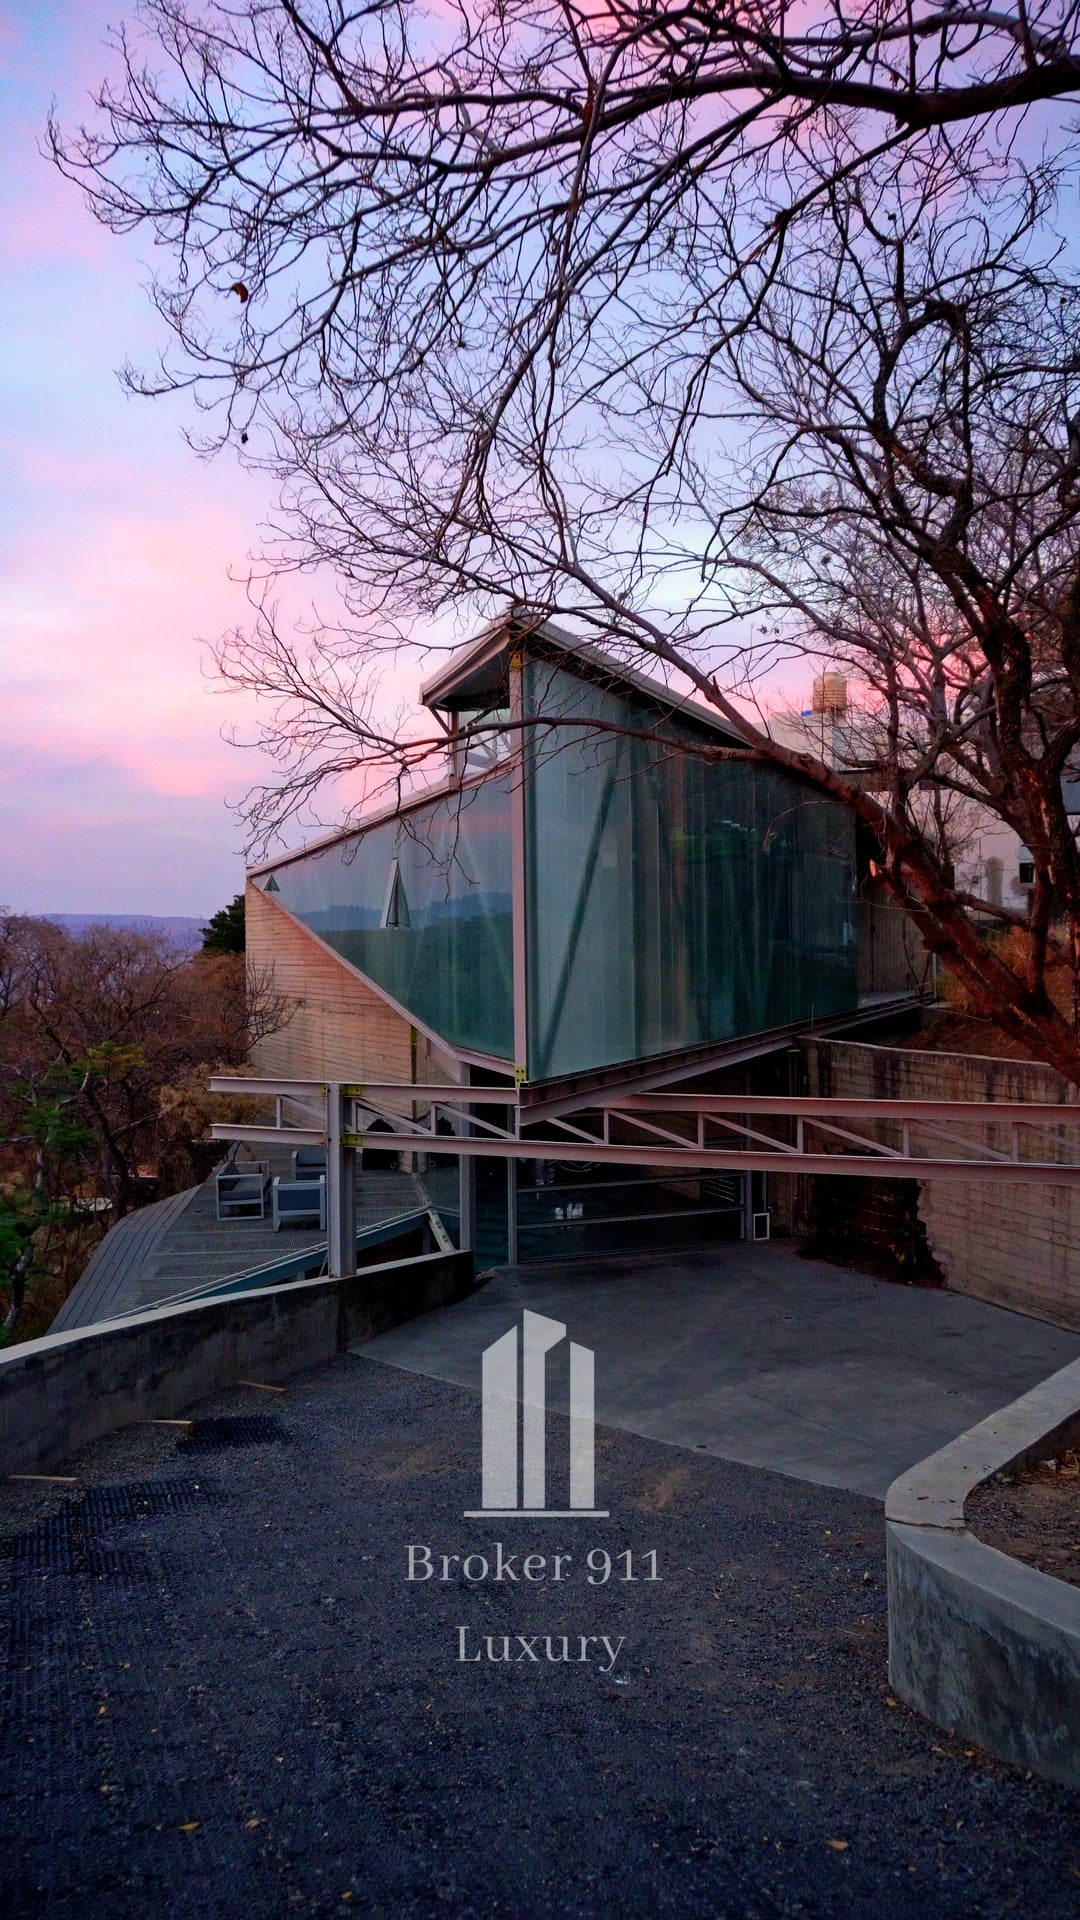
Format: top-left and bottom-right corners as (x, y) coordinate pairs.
(886, 1355), (1080, 1786)
(888, 1523), (1080, 1785)
(0, 1248), (475, 1478)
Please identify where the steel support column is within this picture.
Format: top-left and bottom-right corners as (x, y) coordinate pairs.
(326, 1083), (357, 1278)
(507, 1154), (519, 1265)
(508, 649), (529, 1085)
(457, 1064), (476, 1253)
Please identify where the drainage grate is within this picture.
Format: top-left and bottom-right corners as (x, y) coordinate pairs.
(4, 1524), (157, 1583)
(177, 1415), (292, 1455)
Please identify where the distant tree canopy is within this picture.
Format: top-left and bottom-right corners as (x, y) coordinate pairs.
(0, 912), (291, 1342)
(201, 894), (245, 955)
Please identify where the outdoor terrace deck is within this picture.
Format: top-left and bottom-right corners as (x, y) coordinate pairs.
(51, 1156), (459, 1332)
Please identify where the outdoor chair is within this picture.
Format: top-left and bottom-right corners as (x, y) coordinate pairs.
(272, 1173), (327, 1232)
(215, 1161), (271, 1222)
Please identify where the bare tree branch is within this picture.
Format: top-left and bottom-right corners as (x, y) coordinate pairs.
(53, 3), (1080, 1080)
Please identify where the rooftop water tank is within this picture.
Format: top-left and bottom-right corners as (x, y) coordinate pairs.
(812, 671), (848, 716)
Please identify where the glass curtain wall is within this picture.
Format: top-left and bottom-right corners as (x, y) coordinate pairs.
(264, 778), (514, 1058)
(523, 662), (858, 1079)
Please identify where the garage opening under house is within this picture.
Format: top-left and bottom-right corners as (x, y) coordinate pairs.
(245, 617), (922, 1264)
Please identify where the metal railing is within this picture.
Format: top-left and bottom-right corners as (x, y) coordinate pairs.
(208, 1076), (1080, 1277)
(109, 1204), (453, 1318)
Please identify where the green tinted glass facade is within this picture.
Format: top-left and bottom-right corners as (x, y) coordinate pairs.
(523, 663), (858, 1079)
(266, 778), (513, 1057)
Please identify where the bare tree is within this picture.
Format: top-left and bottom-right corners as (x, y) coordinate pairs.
(55, 2), (1080, 1077)
(696, 159), (1080, 1062)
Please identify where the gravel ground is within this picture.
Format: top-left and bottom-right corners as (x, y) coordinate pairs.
(2, 1353), (1080, 1919)
(967, 1451), (1080, 1588)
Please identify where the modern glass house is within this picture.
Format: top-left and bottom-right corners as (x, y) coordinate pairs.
(248, 618), (903, 1262)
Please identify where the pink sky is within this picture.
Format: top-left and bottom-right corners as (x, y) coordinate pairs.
(0, 6), (816, 921)
(0, 3), (310, 917)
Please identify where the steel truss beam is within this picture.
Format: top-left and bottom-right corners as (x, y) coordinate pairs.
(208, 1075), (1080, 1244)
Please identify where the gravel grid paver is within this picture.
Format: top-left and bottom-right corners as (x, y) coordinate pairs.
(2, 1353), (1080, 1919)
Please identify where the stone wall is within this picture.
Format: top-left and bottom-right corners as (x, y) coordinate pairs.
(798, 1172), (943, 1286)
(804, 1039), (1080, 1330)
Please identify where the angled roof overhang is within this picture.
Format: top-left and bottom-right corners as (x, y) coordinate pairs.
(251, 616), (749, 882)
(420, 612), (748, 749)
(418, 616), (515, 712)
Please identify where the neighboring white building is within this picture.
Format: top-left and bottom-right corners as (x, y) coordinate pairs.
(766, 674), (1050, 917)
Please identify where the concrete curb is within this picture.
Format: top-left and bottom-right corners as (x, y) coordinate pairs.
(0, 1247), (476, 1478)
(886, 1355), (1080, 1785)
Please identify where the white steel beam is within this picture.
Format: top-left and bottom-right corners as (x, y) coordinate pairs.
(209, 1080), (1080, 1185)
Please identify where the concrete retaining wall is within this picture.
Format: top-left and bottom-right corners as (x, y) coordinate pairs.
(886, 1355), (1080, 1786)
(0, 1247), (475, 1478)
(888, 1523), (1080, 1783)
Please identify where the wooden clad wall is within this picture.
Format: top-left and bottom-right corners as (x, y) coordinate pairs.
(804, 1037), (1080, 1331)
(245, 880), (457, 1089)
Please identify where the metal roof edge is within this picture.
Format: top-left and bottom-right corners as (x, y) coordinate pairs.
(251, 617), (751, 880)
(418, 613), (517, 708)
(246, 760), (512, 879)
(420, 611), (747, 747)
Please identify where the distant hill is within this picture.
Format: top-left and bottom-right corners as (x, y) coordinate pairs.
(41, 914), (206, 954)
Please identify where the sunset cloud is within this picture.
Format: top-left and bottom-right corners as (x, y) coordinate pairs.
(0, 737), (248, 914)
(0, 2), (285, 914)
(0, 5), (487, 918)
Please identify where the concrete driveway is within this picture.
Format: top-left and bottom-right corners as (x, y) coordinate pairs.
(359, 1245), (1080, 1499)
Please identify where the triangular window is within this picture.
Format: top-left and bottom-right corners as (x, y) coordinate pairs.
(380, 858), (411, 929)
(264, 875), (281, 893)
